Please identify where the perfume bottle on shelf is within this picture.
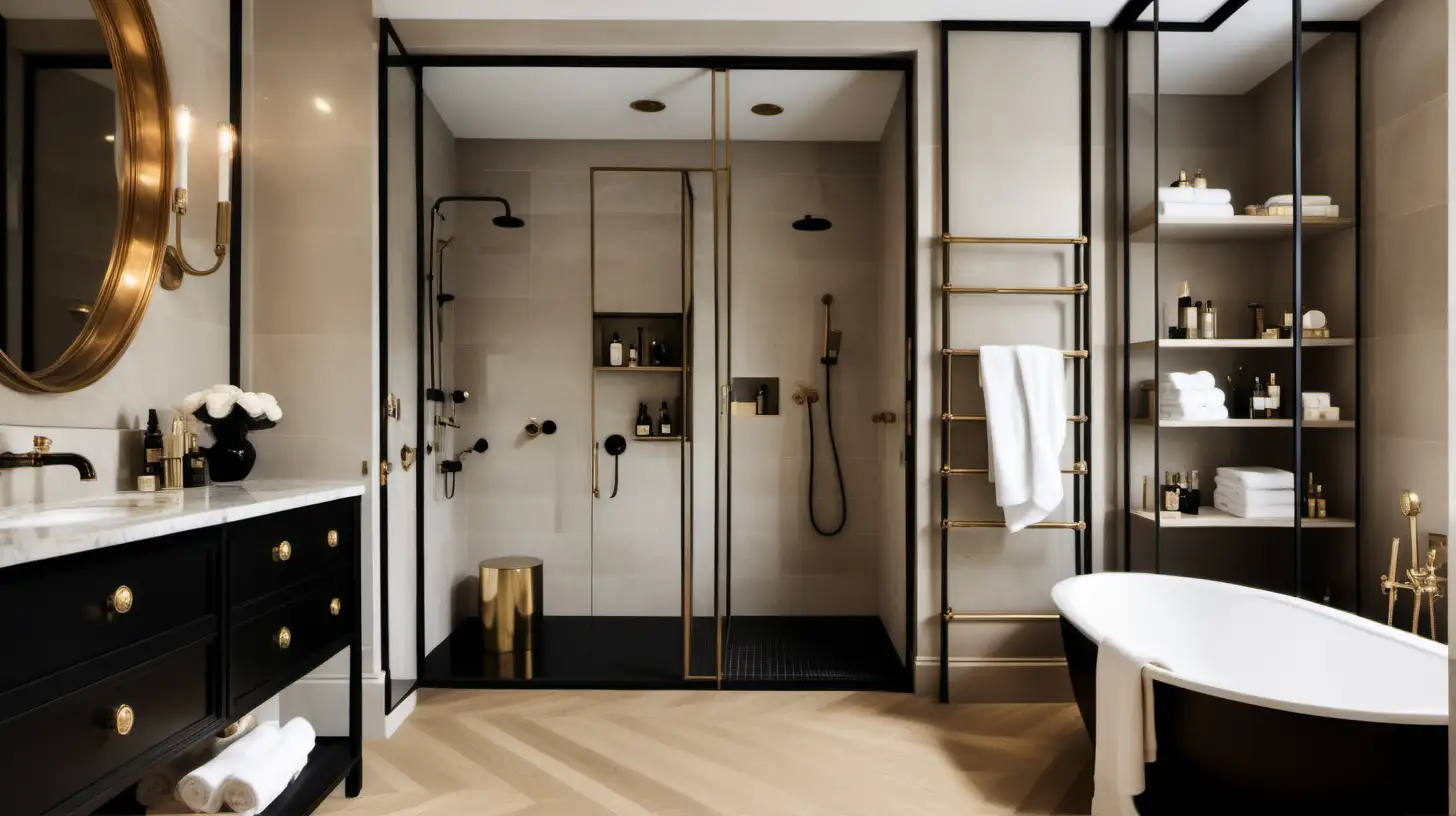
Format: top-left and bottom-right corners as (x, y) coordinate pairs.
(609, 333), (624, 367)
(635, 402), (652, 438)
(658, 402), (672, 436)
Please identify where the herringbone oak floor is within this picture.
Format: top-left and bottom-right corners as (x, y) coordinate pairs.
(317, 689), (1093, 816)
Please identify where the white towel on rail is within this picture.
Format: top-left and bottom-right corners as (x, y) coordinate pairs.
(1091, 636), (1163, 816)
(980, 345), (1068, 533)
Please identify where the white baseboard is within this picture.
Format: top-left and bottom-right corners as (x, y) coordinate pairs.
(280, 671), (396, 740)
(913, 657), (1073, 703)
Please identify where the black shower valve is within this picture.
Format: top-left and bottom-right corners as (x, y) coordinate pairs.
(440, 459), (463, 474)
(426, 387), (446, 403)
(451, 390), (470, 404)
(524, 419), (557, 437)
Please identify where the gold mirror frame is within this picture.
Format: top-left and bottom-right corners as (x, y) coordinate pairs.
(0, 0), (172, 393)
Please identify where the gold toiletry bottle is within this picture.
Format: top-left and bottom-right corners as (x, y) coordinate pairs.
(1306, 473), (1317, 519)
(1173, 169), (1190, 188)
(1315, 485), (1327, 519)
(1192, 169), (1208, 189)
(1142, 475), (1150, 511)
(162, 414), (186, 490)
(184, 420), (208, 488)
(1266, 373), (1280, 418)
(1162, 472), (1181, 512)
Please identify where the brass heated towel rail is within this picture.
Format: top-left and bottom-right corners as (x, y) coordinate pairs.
(937, 21), (1093, 704)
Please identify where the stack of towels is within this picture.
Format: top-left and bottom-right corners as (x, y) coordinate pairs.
(1158, 186), (1234, 218)
(152, 717), (317, 815)
(1160, 371), (1228, 421)
(1213, 467), (1296, 518)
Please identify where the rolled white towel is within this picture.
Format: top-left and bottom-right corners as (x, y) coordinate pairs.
(220, 718), (317, 816)
(1265, 194), (1332, 207)
(1159, 371), (1216, 392)
(1159, 202), (1235, 218)
(1214, 466), (1295, 490)
(175, 722), (281, 813)
(138, 714), (259, 807)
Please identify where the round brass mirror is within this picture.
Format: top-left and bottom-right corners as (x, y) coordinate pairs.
(0, 0), (171, 393)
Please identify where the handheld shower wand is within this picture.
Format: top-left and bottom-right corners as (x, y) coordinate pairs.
(808, 293), (847, 536)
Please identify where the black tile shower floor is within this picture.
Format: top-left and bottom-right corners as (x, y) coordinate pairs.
(723, 616), (905, 691)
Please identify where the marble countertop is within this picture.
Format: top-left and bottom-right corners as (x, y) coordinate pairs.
(0, 480), (365, 570)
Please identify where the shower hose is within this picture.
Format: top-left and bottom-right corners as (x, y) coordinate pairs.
(807, 362), (848, 536)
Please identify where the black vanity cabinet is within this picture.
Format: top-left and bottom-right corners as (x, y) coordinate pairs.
(0, 495), (362, 816)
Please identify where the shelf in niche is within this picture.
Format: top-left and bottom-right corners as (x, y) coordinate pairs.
(1131, 508), (1354, 529)
(1131, 214), (1356, 242)
(1131, 338), (1355, 350)
(1133, 418), (1355, 429)
(594, 366), (685, 373)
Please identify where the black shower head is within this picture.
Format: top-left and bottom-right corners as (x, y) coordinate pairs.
(432, 196), (524, 229)
(793, 214), (832, 232)
(493, 214), (525, 229)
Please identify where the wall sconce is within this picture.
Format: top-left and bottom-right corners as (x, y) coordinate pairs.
(161, 104), (234, 290)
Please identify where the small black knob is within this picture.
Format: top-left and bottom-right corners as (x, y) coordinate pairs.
(451, 390), (470, 404)
(472, 437), (489, 453)
(541, 420), (557, 435)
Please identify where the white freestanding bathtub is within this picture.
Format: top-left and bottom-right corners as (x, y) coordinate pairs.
(1052, 572), (1448, 813)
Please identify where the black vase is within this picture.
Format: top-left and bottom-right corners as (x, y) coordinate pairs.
(205, 421), (256, 482)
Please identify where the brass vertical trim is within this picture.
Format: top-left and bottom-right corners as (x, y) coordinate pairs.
(719, 68), (731, 688)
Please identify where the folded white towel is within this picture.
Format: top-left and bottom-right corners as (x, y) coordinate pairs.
(1213, 484), (1296, 505)
(1159, 371), (1216, 391)
(1158, 187), (1232, 205)
(980, 345), (1068, 533)
(1214, 492), (1297, 519)
(1091, 635), (1163, 816)
(220, 718), (317, 816)
(1158, 387), (1226, 410)
(1265, 194), (1332, 207)
(1159, 202), (1235, 218)
(176, 722), (281, 813)
(1159, 405), (1229, 421)
(1214, 466), (1295, 490)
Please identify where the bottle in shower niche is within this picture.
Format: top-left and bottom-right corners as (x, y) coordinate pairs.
(756, 384), (768, 416)
(1162, 471), (1181, 512)
(609, 333), (624, 367)
(1306, 473), (1317, 519)
(658, 402), (672, 437)
(635, 402), (652, 438)
(649, 340), (668, 367)
(143, 408), (164, 477)
(1171, 281), (1193, 339)
(1249, 376), (1265, 419)
(628, 344), (639, 367)
(1265, 373), (1281, 418)
(1315, 485), (1327, 519)
(1200, 300), (1217, 339)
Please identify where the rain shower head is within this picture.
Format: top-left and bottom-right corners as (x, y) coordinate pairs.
(793, 214), (832, 232)
(493, 213), (525, 229)
(431, 195), (525, 229)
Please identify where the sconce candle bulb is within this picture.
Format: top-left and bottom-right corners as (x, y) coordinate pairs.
(161, 105), (235, 290)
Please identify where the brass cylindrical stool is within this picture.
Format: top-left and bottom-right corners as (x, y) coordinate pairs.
(480, 556), (543, 652)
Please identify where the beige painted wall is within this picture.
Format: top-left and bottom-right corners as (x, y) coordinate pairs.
(0, 0), (230, 504)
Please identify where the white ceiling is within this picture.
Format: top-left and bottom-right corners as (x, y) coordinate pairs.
(424, 68), (905, 141)
(377, 0), (1382, 26)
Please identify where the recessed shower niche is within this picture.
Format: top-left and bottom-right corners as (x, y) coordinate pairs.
(381, 56), (916, 691)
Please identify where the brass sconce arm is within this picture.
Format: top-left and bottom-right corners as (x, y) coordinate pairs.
(160, 189), (232, 290)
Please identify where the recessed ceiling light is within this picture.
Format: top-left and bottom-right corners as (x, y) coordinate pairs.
(751, 103), (784, 116)
(630, 99), (666, 113)
(313, 96), (333, 114)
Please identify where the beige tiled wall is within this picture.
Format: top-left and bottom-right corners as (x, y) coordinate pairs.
(1360, 0), (1449, 630)
(0, 0), (229, 501)
(244, 0), (378, 678)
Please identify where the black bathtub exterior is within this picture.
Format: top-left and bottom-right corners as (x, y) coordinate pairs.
(1059, 618), (1447, 815)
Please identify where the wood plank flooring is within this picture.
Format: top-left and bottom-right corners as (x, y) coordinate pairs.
(318, 690), (1093, 815)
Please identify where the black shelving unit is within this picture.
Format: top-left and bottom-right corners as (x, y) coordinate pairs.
(1116, 2), (1363, 608)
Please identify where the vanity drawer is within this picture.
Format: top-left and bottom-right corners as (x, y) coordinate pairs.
(229, 578), (350, 712)
(0, 639), (213, 816)
(228, 500), (353, 608)
(0, 530), (216, 694)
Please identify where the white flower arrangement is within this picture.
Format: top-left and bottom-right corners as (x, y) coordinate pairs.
(182, 385), (283, 431)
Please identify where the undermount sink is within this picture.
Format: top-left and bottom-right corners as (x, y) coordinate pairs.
(0, 496), (172, 530)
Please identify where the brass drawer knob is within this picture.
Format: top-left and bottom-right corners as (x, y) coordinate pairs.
(275, 626), (292, 649)
(329, 598), (341, 616)
(327, 529), (339, 548)
(108, 585), (134, 614)
(272, 541), (292, 562)
(113, 704), (135, 735)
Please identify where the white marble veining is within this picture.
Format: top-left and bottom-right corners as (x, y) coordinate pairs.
(0, 480), (365, 570)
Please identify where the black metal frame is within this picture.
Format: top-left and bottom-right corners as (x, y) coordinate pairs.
(1116, 3), (1364, 608)
(937, 21), (1094, 704)
(229, 0), (243, 384)
(19, 52), (112, 373)
(378, 35), (920, 694)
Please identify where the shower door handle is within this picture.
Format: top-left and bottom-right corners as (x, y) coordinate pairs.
(720, 385), (729, 416)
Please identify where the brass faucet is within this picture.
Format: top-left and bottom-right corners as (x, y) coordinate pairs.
(0, 436), (97, 481)
(1380, 490), (1447, 639)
